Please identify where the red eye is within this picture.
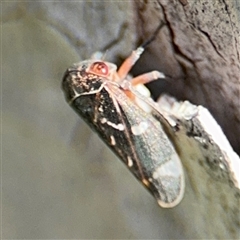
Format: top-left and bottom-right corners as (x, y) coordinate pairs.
(89, 62), (109, 76)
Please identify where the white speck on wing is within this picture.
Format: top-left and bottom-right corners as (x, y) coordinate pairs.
(98, 105), (103, 112)
(127, 156), (133, 167)
(152, 155), (182, 179)
(142, 178), (149, 187)
(110, 135), (116, 146)
(131, 121), (149, 135)
(100, 118), (125, 130)
(106, 121), (125, 131)
(100, 118), (107, 123)
(148, 177), (153, 182)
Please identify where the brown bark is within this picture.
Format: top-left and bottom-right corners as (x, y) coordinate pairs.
(133, 0), (240, 155)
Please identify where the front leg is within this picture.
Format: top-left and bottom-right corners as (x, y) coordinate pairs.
(117, 47), (144, 80)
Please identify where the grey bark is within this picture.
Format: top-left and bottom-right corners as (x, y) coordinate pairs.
(132, 2), (240, 238)
(133, 0), (240, 156)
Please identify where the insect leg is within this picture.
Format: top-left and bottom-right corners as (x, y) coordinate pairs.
(120, 70), (165, 109)
(117, 47), (144, 80)
(131, 70), (165, 86)
(117, 21), (165, 80)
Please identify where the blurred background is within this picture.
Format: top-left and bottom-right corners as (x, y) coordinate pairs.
(2, 1), (193, 239)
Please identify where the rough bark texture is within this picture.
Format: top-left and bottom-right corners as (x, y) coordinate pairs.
(132, 2), (240, 238)
(133, 0), (240, 156)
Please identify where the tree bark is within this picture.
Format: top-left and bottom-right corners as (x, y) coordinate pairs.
(133, 0), (240, 155)
(131, 1), (240, 239)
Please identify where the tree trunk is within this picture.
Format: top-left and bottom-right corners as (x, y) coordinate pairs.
(132, 1), (240, 239)
(133, 0), (240, 156)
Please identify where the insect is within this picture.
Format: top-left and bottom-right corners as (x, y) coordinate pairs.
(62, 23), (185, 208)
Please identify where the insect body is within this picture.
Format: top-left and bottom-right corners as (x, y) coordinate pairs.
(62, 45), (185, 208)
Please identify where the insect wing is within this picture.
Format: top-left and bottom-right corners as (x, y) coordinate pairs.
(62, 67), (184, 208)
(109, 85), (185, 208)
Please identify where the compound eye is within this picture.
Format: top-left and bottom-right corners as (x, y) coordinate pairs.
(89, 62), (109, 76)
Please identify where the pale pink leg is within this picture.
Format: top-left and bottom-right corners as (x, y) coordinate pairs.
(117, 47), (144, 80)
(131, 70), (165, 86)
